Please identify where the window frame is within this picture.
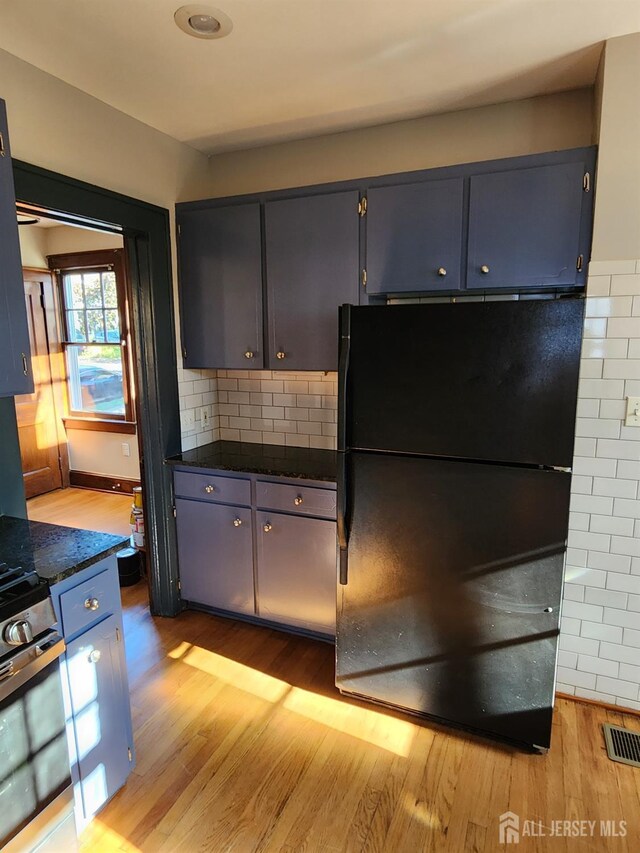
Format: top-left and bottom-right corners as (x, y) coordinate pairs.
(48, 248), (136, 428)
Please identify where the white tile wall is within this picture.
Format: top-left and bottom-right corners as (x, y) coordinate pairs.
(557, 259), (640, 712)
(179, 369), (337, 451)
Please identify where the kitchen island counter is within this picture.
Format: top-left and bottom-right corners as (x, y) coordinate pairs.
(0, 515), (128, 585)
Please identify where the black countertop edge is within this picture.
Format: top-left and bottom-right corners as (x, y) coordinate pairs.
(166, 440), (337, 483)
(0, 516), (129, 586)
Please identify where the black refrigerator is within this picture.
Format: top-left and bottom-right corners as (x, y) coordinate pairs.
(335, 299), (584, 751)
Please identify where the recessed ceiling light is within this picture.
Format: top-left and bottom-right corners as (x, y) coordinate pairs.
(174, 5), (232, 39)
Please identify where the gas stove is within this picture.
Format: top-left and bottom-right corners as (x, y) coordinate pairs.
(0, 560), (54, 662)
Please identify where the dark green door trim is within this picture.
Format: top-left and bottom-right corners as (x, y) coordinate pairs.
(13, 160), (181, 616)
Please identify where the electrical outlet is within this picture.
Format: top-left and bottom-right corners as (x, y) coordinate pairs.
(181, 409), (195, 431)
(625, 396), (640, 427)
(121, 442), (130, 457)
(201, 406), (211, 429)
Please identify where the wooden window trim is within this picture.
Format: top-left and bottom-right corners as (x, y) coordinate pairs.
(48, 248), (136, 429)
(63, 417), (137, 435)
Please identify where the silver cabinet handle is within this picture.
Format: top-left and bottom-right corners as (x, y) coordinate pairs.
(88, 650), (101, 664)
(244, 351), (254, 359)
(480, 265), (490, 274)
(263, 522), (272, 532)
(84, 598), (99, 611)
(204, 484), (215, 494)
(233, 518), (242, 527)
(437, 267), (447, 276)
(276, 351), (286, 360)
(294, 496), (303, 506)
(0, 131), (5, 157)
(21, 353), (28, 375)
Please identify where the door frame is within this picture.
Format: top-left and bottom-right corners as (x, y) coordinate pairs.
(13, 160), (181, 616)
(20, 267), (70, 491)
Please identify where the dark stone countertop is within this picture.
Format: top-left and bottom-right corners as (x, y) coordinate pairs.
(0, 516), (129, 585)
(166, 440), (337, 483)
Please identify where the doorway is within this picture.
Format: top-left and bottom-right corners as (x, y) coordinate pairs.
(12, 159), (182, 617)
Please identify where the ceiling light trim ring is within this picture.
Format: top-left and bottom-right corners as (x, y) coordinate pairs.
(174, 4), (232, 40)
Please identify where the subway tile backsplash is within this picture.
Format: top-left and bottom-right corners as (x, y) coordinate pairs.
(179, 369), (337, 451)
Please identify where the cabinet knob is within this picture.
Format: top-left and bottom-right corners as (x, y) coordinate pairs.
(88, 649), (101, 664)
(480, 265), (490, 274)
(263, 522), (272, 533)
(294, 496), (304, 506)
(233, 518), (242, 527)
(84, 597), (100, 611)
(204, 484), (215, 494)
(437, 267), (447, 277)
(244, 351), (254, 359)
(276, 351), (286, 360)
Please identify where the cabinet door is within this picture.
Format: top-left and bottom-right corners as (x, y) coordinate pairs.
(177, 203), (263, 369)
(63, 614), (131, 821)
(256, 510), (336, 635)
(176, 498), (254, 615)
(265, 191), (359, 370)
(466, 161), (586, 289)
(366, 178), (464, 294)
(0, 99), (32, 396)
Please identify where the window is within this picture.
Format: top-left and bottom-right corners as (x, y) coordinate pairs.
(49, 249), (135, 428)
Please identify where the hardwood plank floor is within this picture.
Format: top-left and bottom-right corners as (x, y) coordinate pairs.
(27, 487), (132, 536)
(79, 585), (640, 852)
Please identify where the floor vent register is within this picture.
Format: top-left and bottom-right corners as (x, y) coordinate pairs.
(603, 723), (640, 768)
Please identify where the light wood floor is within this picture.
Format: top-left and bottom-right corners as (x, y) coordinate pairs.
(27, 487), (132, 536)
(79, 583), (640, 853)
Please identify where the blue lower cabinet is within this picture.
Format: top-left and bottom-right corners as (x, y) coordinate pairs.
(63, 614), (132, 822)
(176, 498), (255, 615)
(50, 556), (134, 827)
(256, 511), (337, 636)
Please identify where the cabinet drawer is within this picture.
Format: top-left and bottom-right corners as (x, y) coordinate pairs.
(256, 481), (336, 519)
(174, 470), (251, 506)
(59, 567), (121, 638)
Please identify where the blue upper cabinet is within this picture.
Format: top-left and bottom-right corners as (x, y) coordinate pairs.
(264, 191), (359, 370)
(0, 99), (33, 396)
(467, 161), (587, 290)
(365, 178), (464, 295)
(177, 203), (263, 369)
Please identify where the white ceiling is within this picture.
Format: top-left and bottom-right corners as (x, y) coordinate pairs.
(0, 0), (638, 154)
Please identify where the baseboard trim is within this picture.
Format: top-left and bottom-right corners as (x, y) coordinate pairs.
(69, 471), (140, 495)
(556, 691), (640, 718)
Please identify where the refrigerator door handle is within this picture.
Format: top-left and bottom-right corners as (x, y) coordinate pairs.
(337, 304), (351, 453)
(337, 452), (349, 584)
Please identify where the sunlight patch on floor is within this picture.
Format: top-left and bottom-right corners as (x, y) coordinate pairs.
(168, 641), (416, 757)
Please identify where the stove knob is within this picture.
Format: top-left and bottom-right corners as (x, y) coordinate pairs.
(4, 620), (33, 646)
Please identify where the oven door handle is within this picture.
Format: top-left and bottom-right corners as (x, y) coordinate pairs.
(0, 632), (65, 703)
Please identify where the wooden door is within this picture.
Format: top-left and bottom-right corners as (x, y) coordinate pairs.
(265, 191), (359, 370)
(365, 177), (464, 294)
(177, 203), (264, 369)
(466, 161), (586, 289)
(15, 272), (67, 498)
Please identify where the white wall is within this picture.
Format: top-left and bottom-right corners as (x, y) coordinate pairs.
(17, 225), (48, 267)
(199, 89), (594, 199)
(558, 33), (640, 713)
(46, 225), (123, 256)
